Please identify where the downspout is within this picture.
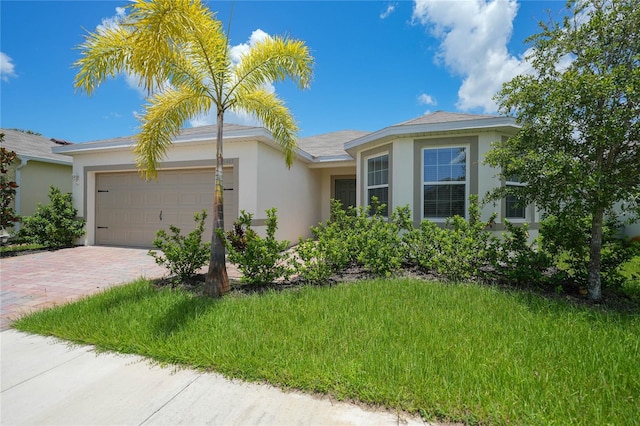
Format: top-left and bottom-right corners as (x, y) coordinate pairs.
(14, 157), (30, 232)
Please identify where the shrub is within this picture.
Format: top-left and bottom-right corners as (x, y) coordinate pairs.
(148, 210), (210, 282)
(540, 214), (639, 288)
(357, 204), (409, 276)
(18, 186), (85, 248)
(225, 208), (291, 285)
(1, 137), (20, 230)
(404, 196), (497, 282)
(488, 220), (552, 286)
(293, 199), (408, 281)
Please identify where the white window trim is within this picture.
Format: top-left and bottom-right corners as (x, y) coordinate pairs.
(421, 145), (470, 221)
(365, 152), (389, 216)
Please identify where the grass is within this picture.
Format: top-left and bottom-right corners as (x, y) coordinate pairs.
(14, 278), (640, 425)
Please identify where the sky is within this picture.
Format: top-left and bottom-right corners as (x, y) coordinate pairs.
(0, 0), (569, 143)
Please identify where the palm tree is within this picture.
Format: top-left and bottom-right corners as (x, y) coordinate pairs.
(74, 0), (313, 297)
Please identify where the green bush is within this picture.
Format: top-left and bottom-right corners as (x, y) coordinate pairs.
(225, 208), (291, 285)
(148, 210), (210, 282)
(488, 220), (552, 286)
(18, 186), (85, 248)
(293, 199), (408, 281)
(357, 204), (409, 276)
(540, 214), (640, 288)
(1, 137), (20, 230)
(403, 196), (497, 282)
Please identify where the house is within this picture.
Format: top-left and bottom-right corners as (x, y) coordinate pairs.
(0, 129), (73, 232)
(52, 111), (549, 248)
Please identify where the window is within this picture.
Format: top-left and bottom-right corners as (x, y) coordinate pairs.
(366, 154), (388, 216)
(505, 175), (526, 219)
(423, 147), (467, 219)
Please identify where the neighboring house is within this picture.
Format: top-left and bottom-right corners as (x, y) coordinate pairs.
(53, 111), (548, 248)
(0, 129), (73, 232)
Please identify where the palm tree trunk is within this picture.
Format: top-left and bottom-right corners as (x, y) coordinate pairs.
(204, 110), (230, 297)
(587, 207), (604, 301)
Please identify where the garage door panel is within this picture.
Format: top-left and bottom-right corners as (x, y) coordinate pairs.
(96, 168), (235, 248)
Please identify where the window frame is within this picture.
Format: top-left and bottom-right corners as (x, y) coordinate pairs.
(504, 175), (527, 221)
(365, 152), (389, 216)
(421, 145), (470, 221)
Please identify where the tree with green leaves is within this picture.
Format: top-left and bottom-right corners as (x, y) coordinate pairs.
(1, 133), (20, 230)
(486, 0), (639, 301)
(73, 0), (313, 297)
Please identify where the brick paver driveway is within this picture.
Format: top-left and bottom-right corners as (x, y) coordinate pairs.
(0, 246), (241, 331)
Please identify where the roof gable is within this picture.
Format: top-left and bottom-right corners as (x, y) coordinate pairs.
(393, 111), (497, 126)
(344, 111), (519, 154)
(0, 129), (73, 164)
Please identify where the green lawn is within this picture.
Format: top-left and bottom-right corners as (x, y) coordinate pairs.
(14, 278), (640, 425)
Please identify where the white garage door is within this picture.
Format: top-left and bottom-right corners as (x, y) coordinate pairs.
(95, 168), (236, 247)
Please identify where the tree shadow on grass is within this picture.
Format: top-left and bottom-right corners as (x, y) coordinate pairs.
(152, 287), (220, 337)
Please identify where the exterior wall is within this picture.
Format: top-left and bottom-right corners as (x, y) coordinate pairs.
(254, 143), (321, 242)
(354, 131), (538, 239)
(19, 161), (72, 217)
(70, 139), (254, 245)
(392, 138), (414, 210)
(69, 138), (317, 246)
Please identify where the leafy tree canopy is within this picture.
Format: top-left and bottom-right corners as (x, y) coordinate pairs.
(485, 0), (640, 300)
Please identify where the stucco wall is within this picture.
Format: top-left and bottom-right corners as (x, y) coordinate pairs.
(68, 138), (319, 246)
(19, 161), (72, 217)
(353, 132), (538, 240)
(255, 143), (321, 243)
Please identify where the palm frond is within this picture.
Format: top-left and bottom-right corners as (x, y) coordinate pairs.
(133, 85), (211, 179)
(233, 89), (299, 168)
(73, 24), (134, 95)
(229, 36), (313, 103)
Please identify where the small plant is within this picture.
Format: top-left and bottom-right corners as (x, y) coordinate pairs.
(1, 135), (20, 230)
(18, 186), (85, 248)
(148, 210), (210, 282)
(404, 196), (497, 282)
(541, 214), (639, 288)
(225, 208), (291, 285)
(294, 199), (408, 282)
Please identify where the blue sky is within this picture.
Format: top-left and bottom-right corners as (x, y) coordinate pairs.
(1, 0), (566, 143)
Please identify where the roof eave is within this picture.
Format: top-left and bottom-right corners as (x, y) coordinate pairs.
(52, 127), (277, 155)
(344, 117), (520, 155)
(18, 154), (72, 166)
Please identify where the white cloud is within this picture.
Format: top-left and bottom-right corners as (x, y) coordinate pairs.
(380, 3), (396, 19)
(412, 0), (534, 113)
(417, 93), (436, 106)
(97, 6), (127, 34)
(0, 52), (17, 82)
(229, 29), (271, 64)
(189, 109), (263, 128)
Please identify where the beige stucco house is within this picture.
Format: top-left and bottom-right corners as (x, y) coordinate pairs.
(1, 129), (73, 233)
(52, 111), (552, 248)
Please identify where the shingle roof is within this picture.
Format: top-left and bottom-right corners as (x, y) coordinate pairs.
(298, 130), (370, 158)
(393, 111), (497, 127)
(0, 129), (73, 164)
(55, 123), (266, 149)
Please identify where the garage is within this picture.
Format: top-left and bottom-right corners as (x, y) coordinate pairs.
(95, 168), (237, 247)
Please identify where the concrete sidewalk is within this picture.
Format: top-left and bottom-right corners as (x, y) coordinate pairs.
(1, 329), (428, 425)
